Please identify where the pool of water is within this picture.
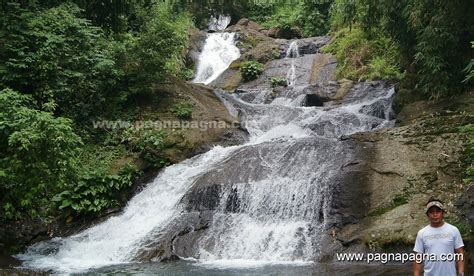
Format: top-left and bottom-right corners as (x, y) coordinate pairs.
(2, 258), (413, 275)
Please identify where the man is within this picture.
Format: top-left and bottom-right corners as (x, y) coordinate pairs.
(413, 199), (465, 276)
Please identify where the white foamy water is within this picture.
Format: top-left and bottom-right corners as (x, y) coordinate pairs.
(286, 41), (300, 87)
(18, 35), (396, 273)
(193, 32), (240, 85)
(17, 146), (238, 273)
(208, 15), (231, 31)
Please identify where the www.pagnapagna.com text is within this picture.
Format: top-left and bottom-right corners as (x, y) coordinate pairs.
(336, 252), (463, 264)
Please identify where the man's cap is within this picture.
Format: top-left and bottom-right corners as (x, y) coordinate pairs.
(425, 201), (446, 213)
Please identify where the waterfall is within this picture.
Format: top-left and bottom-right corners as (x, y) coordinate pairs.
(286, 41), (300, 87)
(177, 83), (395, 266)
(192, 32), (240, 85)
(208, 15), (231, 31)
(17, 35), (395, 273)
(16, 146), (239, 272)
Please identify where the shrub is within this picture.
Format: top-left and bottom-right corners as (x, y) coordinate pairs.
(323, 27), (403, 81)
(53, 164), (140, 215)
(122, 127), (169, 167)
(240, 60), (264, 82)
(0, 89), (82, 220)
(181, 68), (195, 81)
(171, 101), (194, 120)
(270, 76), (288, 87)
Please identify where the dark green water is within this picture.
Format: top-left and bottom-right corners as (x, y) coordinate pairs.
(1, 258), (413, 275)
(86, 261), (412, 275)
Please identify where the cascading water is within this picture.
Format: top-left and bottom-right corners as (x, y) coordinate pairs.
(286, 41), (299, 87)
(192, 32), (240, 85)
(17, 146), (239, 272)
(17, 36), (395, 273)
(208, 15), (231, 32)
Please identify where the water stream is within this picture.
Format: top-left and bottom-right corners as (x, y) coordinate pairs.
(17, 33), (396, 274)
(192, 32), (240, 85)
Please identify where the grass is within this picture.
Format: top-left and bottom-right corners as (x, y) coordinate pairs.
(323, 27), (403, 81)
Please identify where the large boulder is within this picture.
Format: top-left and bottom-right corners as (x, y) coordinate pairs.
(267, 26), (302, 39)
(235, 18), (266, 32)
(336, 110), (473, 253)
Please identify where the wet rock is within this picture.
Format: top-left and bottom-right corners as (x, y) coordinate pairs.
(310, 53), (337, 84)
(279, 36), (331, 57)
(225, 187), (241, 212)
(298, 37), (331, 55)
(304, 93), (329, 106)
(302, 82), (339, 100)
(0, 219), (48, 254)
(360, 100), (391, 120)
(0, 254), (22, 269)
(185, 184), (222, 211)
(185, 28), (207, 70)
(337, 110), (473, 251)
(132, 212), (210, 262)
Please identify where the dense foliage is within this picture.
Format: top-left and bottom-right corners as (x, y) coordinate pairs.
(0, 1), (192, 221)
(0, 89), (82, 219)
(54, 164), (140, 215)
(169, 0), (333, 37)
(323, 27), (403, 81)
(1, 3), (119, 121)
(247, 0), (332, 37)
(125, 5), (192, 94)
(329, 0), (473, 98)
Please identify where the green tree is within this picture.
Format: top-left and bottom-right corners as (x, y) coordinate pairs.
(0, 89), (82, 220)
(298, 0), (333, 36)
(0, 3), (121, 121)
(124, 4), (192, 94)
(329, 0), (473, 98)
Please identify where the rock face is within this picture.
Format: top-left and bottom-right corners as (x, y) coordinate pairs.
(130, 104), (473, 263)
(327, 95), (473, 264)
(342, 114), (471, 244)
(0, 220), (48, 255)
(185, 27), (208, 70)
(128, 33), (403, 263)
(153, 79), (247, 162)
